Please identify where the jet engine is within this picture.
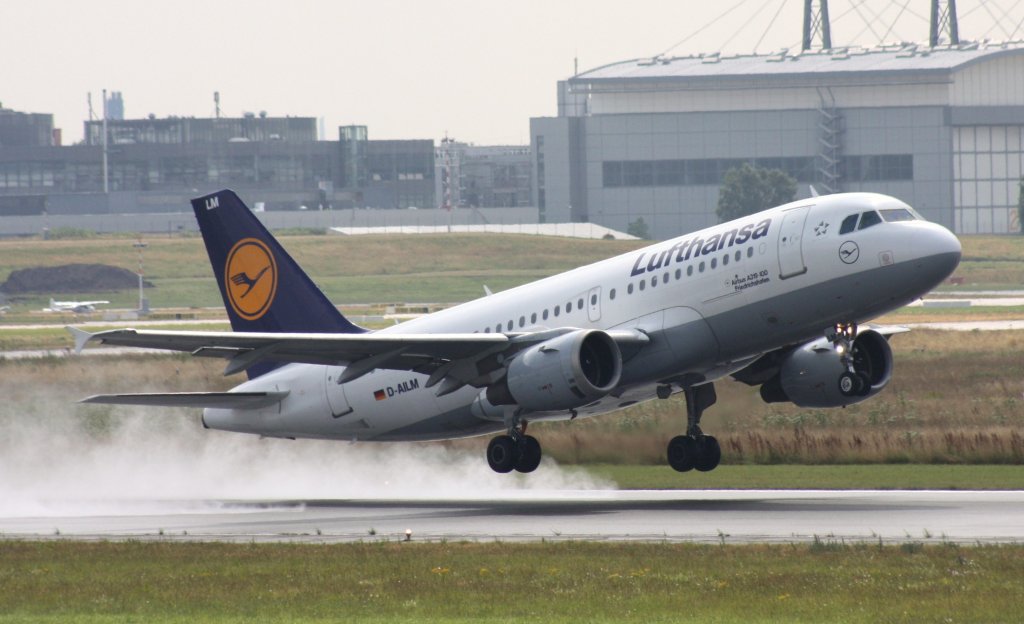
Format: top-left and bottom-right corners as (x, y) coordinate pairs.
(758, 329), (893, 408)
(487, 329), (622, 411)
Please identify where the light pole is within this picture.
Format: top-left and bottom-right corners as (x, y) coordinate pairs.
(133, 238), (148, 314)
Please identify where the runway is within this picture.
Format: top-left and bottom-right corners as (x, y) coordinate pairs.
(3, 490), (1022, 545)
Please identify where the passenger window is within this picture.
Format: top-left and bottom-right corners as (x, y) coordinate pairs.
(651, 276), (658, 287)
(710, 258), (717, 269)
(675, 269), (681, 279)
(627, 283), (634, 294)
(687, 265), (693, 276)
(609, 289), (616, 300)
(566, 302), (573, 312)
(531, 312), (537, 324)
(722, 254), (729, 266)
(747, 247), (753, 258)
(639, 280), (646, 291)
(858, 211), (882, 230)
(543, 309), (549, 320)
(735, 251), (741, 262)
(663, 272), (669, 283)
(519, 316), (525, 328)
(554, 305), (561, 316)
(507, 320), (513, 331)
(579, 297), (585, 309)
(495, 324), (501, 333)
(484, 327), (490, 333)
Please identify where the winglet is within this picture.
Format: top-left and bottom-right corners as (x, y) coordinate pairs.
(66, 326), (94, 354)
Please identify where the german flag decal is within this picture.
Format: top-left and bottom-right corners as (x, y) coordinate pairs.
(374, 389), (387, 401)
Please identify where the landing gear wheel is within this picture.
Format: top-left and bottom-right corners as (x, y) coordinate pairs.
(693, 436), (721, 472)
(838, 371), (860, 397)
(514, 435), (542, 473)
(856, 371), (872, 396)
(486, 435), (518, 473)
(667, 435), (696, 472)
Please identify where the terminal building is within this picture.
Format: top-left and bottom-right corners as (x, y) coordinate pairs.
(531, 41), (1024, 237)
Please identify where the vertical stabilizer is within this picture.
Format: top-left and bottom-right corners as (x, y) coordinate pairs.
(191, 190), (365, 374)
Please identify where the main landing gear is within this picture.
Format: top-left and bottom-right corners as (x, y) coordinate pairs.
(831, 322), (872, 398)
(486, 423), (542, 474)
(667, 383), (721, 473)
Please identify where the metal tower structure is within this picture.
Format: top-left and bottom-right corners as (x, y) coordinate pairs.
(930, 0), (960, 47)
(802, 0), (832, 51)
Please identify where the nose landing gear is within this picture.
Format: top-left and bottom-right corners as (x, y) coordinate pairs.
(831, 323), (872, 397)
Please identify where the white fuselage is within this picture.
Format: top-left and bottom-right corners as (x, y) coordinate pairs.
(203, 193), (961, 441)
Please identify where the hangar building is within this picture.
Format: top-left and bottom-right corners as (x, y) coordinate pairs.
(531, 41), (1024, 237)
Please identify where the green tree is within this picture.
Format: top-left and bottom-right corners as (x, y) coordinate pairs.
(1018, 177), (1024, 234)
(716, 163), (797, 222)
(627, 217), (650, 240)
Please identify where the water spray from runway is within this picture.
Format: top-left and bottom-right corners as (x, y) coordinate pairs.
(0, 401), (612, 518)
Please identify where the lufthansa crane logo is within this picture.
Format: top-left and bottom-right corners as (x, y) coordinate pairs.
(225, 238), (277, 320)
(839, 241), (860, 264)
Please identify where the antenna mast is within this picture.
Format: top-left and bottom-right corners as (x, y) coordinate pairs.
(802, 0), (832, 51)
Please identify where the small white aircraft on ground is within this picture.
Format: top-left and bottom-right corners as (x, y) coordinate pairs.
(46, 298), (110, 314)
(72, 189), (960, 474)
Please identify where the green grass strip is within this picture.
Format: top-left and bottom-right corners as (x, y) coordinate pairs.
(0, 541), (1021, 623)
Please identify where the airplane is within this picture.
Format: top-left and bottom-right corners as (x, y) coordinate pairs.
(71, 189), (961, 474)
(46, 298), (110, 314)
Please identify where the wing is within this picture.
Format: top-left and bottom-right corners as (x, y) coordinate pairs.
(69, 326), (650, 395)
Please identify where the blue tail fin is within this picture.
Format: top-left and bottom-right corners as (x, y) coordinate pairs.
(191, 189), (365, 345)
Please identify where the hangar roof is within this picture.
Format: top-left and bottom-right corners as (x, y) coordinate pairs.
(572, 41), (1024, 83)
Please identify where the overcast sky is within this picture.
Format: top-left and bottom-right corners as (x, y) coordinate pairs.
(1, 0), (1018, 145)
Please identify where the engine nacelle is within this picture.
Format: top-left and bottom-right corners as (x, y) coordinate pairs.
(487, 329), (622, 412)
(760, 329), (893, 408)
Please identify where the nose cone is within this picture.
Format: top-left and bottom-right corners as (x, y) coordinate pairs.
(916, 222), (962, 286)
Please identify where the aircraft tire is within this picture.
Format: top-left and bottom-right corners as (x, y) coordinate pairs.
(838, 372), (859, 396)
(667, 435), (696, 472)
(514, 435), (542, 473)
(856, 372), (872, 396)
(694, 435), (721, 472)
(487, 435), (518, 473)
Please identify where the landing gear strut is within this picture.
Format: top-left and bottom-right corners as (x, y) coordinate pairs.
(486, 423), (542, 474)
(667, 383), (721, 473)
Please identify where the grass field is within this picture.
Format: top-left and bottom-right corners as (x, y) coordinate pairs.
(1, 541), (1022, 623)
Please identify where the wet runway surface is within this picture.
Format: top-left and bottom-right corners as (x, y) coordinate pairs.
(3, 490), (1022, 544)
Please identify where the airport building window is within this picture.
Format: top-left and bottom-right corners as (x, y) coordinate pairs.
(602, 156), (817, 188)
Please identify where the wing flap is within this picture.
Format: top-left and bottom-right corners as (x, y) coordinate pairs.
(80, 391), (289, 409)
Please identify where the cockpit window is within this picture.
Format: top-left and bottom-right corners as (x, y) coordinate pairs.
(839, 214), (858, 235)
(858, 210), (882, 230)
(880, 208), (916, 222)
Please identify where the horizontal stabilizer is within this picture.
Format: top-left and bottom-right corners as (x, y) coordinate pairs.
(79, 391), (289, 409)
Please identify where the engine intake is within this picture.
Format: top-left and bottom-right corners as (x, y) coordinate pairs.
(487, 329), (622, 411)
(760, 329), (893, 408)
